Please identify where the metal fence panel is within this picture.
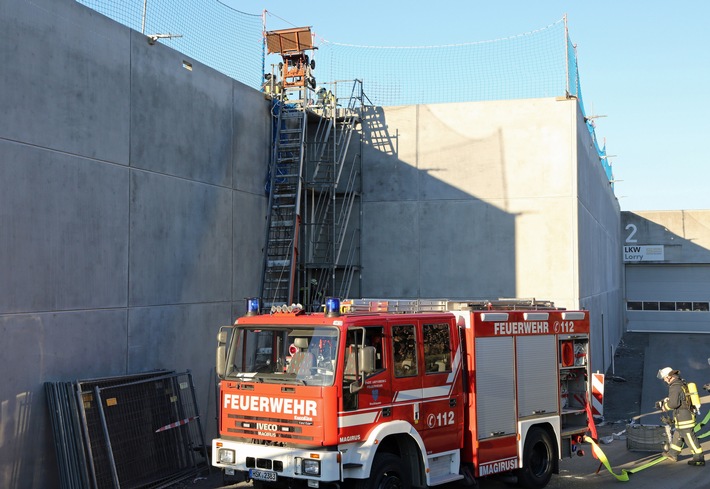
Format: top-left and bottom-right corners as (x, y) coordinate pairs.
(47, 371), (209, 489)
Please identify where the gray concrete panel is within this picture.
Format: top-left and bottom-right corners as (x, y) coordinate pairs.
(0, 308), (127, 489)
(0, 0), (130, 163)
(361, 144), (420, 202)
(575, 100), (623, 372)
(128, 302), (231, 441)
(416, 106), (507, 202)
(582, 290), (624, 374)
(361, 106), (419, 202)
(584, 294), (604, 370)
(505, 197), (577, 305)
(233, 83), (272, 193)
(418, 200), (515, 299)
(232, 191), (268, 304)
(0, 140), (129, 313)
(129, 170), (232, 306)
(420, 99), (575, 201)
(579, 204), (621, 297)
(130, 31), (233, 186)
(622, 211), (710, 263)
(231, 301), (244, 323)
(361, 202), (420, 297)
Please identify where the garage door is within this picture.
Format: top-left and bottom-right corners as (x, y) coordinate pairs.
(625, 264), (710, 333)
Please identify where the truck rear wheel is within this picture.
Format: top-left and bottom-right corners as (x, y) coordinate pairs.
(355, 453), (410, 489)
(516, 427), (553, 489)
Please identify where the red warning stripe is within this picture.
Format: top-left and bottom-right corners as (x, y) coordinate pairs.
(155, 415), (198, 433)
(591, 373), (604, 417)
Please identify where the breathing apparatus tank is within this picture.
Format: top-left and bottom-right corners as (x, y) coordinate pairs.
(687, 382), (702, 413)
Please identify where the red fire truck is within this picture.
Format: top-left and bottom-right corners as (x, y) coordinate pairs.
(213, 298), (592, 489)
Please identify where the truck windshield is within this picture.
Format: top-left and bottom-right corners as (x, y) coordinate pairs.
(225, 325), (339, 387)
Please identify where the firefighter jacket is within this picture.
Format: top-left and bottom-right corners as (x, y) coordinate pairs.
(662, 376), (695, 429)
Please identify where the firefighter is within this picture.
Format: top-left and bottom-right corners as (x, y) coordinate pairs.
(261, 73), (282, 98)
(316, 86), (327, 106)
(656, 367), (705, 466)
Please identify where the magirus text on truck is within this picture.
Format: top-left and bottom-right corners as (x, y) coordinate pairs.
(213, 297), (592, 489)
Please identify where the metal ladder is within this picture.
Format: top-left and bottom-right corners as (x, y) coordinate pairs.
(260, 88), (308, 310)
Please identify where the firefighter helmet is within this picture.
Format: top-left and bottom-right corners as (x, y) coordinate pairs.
(657, 367), (678, 379)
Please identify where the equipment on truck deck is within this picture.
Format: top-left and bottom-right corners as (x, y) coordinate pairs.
(213, 297), (592, 489)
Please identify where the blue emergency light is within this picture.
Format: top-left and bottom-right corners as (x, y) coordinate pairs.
(325, 297), (340, 317)
(246, 297), (261, 316)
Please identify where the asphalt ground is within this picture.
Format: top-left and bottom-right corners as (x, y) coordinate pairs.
(174, 424), (710, 489)
(172, 332), (710, 489)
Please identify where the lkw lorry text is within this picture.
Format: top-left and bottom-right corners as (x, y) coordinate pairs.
(212, 298), (592, 489)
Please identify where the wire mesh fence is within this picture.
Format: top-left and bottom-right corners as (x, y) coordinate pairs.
(73, 0), (610, 177)
(46, 371), (209, 489)
(76, 0), (264, 89)
(317, 20), (571, 107)
(76, 1), (576, 106)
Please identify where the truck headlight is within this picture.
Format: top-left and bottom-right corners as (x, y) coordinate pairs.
(302, 459), (320, 476)
(218, 448), (235, 464)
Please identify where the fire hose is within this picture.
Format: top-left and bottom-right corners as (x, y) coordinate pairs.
(583, 411), (672, 481)
(584, 436), (667, 482)
(578, 388), (666, 481)
(584, 383), (710, 481)
(694, 409), (710, 438)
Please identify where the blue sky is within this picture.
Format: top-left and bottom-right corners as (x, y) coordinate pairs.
(229, 1), (709, 212)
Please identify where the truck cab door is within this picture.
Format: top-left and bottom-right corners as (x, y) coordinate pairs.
(390, 321), (422, 427)
(418, 320), (464, 453)
(341, 325), (390, 412)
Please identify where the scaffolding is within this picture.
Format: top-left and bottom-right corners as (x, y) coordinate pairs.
(260, 27), (364, 311)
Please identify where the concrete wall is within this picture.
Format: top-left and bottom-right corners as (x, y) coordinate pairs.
(0, 1), (269, 487)
(577, 107), (624, 371)
(622, 210), (710, 263)
(359, 98), (622, 370)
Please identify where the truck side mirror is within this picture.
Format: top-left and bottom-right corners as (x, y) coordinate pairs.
(349, 346), (376, 394)
(216, 329), (229, 378)
(360, 346), (376, 374)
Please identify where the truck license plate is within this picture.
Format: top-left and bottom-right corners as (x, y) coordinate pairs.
(250, 469), (277, 482)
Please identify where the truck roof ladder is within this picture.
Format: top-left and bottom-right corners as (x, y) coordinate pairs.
(342, 298), (559, 314)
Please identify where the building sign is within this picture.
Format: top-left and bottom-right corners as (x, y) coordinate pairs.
(623, 245), (664, 262)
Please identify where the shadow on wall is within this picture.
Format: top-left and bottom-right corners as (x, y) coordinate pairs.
(357, 105), (517, 299)
(363, 105), (398, 157)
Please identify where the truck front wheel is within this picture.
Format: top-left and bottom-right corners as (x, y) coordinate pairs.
(355, 453), (410, 489)
(516, 427), (554, 489)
